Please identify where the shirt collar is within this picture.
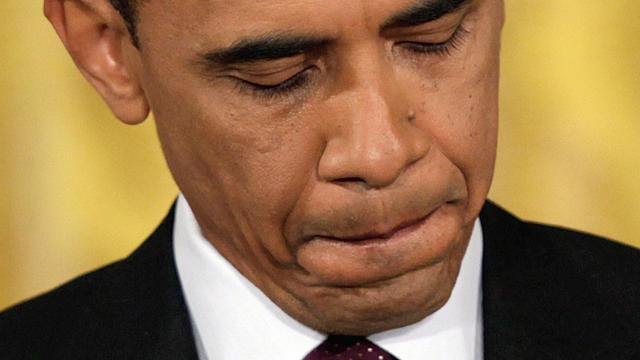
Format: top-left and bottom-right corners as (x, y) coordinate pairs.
(174, 194), (483, 360)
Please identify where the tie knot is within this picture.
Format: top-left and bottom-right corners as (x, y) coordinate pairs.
(304, 335), (398, 360)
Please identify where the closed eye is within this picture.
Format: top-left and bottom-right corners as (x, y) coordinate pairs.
(398, 24), (469, 57)
(231, 67), (315, 100)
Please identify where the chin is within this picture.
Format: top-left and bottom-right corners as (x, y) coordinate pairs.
(292, 236), (469, 336)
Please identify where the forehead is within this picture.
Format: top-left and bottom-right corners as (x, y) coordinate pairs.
(146, 0), (417, 23)
(138, 0), (477, 45)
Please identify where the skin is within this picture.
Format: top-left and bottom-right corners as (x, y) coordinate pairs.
(45, 0), (504, 335)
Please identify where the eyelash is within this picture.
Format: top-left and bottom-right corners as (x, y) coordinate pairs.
(235, 24), (469, 99)
(234, 68), (313, 100)
(400, 24), (470, 57)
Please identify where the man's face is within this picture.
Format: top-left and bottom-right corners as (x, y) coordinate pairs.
(135, 0), (503, 334)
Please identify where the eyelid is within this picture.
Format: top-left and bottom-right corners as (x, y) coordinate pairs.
(398, 23), (469, 56)
(228, 54), (307, 74)
(230, 64), (307, 86)
(232, 66), (316, 100)
(398, 22), (460, 45)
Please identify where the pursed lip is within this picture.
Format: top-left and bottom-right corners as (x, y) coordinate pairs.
(305, 203), (444, 244)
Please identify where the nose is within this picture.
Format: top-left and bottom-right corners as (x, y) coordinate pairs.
(317, 52), (430, 189)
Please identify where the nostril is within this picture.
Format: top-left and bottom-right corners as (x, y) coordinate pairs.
(335, 177), (364, 183)
(332, 177), (375, 192)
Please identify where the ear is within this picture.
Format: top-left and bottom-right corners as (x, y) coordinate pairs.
(44, 0), (149, 124)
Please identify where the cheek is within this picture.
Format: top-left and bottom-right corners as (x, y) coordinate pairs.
(414, 0), (501, 187)
(198, 97), (327, 236)
(144, 64), (320, 228)
(149, 79), (327, 264)
(438, 73), (498, 173)
(413, 50), (499, 217)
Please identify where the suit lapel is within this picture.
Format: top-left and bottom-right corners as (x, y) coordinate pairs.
(113, 204), (199, 360)
(479, 201), (638, 360)
(480, 201), (538, 359)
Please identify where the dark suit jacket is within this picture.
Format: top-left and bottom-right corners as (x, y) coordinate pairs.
(1, 201), (638, 359)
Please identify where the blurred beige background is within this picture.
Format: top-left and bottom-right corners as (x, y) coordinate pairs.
(1, 1), (639, 310)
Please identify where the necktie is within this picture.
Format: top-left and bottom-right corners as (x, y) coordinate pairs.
(303, 335), (399, 360)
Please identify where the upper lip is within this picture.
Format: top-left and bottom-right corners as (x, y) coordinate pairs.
(318, 214), (429, 242)
(307, 204), (443, 243)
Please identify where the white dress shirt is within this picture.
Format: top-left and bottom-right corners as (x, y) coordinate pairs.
(174, 194), (484, 360)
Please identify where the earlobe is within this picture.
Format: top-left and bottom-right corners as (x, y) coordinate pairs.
(44, 0), (149, 124)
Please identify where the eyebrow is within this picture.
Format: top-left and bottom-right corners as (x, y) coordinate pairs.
(198, 0), (469, 67)
(382, 0), (471, 29)
(198, 35), (329, 66)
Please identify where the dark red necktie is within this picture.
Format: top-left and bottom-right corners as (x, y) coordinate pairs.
(304, 335), (399, 360)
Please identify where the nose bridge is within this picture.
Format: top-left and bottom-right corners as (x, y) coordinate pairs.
(342, 44), (400, 123)
(347, 70), (405, 174)
(318, 45), (429, 189)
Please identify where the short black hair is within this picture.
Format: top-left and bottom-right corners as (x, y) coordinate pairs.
(109, 0), (140, 46)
